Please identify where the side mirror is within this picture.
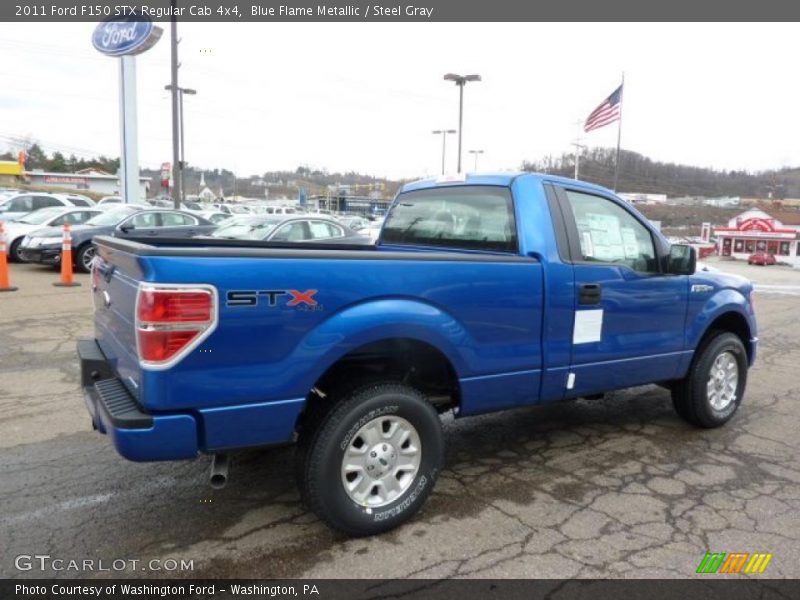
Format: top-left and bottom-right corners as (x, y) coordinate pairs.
(667, 244), (696, 275)
(118, 224), (133, 234)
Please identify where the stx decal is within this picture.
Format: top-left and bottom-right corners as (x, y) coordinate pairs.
(226, 289), (319, 308)
(696, 552), (773, 574)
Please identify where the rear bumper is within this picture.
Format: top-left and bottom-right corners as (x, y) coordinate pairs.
(79, 339), (199, 462)
(78, 339), (305, 461)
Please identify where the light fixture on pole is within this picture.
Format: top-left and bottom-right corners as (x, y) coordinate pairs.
(164, 85), (196, 203)
(468, 149), (484, 171)
(443, 73), (481, 173)
(432, 129), (456, 174)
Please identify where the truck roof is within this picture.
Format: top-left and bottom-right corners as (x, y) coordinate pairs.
(400, 171), (616, 198)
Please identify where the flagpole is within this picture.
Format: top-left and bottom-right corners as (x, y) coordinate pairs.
(613, 72), (624, 192)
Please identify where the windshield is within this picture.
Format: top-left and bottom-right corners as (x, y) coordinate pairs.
(17, 208), (64, 225)
(85, 206), (140, 226)
(210, 216), (283, 240)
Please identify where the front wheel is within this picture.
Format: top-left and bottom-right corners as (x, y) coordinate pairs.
(672, 331), (748, 428)
(298, 383), (444, 536)
(8, 238), (23, 263)
(75, 244), (96, 273)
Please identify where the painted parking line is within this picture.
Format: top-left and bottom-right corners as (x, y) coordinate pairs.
(753, 284), (800, 296)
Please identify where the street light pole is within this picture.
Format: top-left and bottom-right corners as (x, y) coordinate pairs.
(169, 15), (180, 209)
(468, 149), (484, 171)
(443, 73), (481, 173)
(432, 129), (456, 174)
(165, 85), (196, 204)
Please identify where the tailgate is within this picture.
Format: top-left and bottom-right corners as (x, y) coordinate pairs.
(92, 239), (145, 399)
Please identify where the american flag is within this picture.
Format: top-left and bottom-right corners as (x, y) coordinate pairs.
(584, 85), (623, 133)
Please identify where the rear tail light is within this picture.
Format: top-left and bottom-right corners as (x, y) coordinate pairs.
(136, 284), (217, 368)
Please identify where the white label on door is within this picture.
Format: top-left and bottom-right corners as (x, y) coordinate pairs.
(573, 309), (603, 344)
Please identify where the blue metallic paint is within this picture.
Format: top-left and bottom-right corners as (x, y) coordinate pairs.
(86, 172), (758, 462)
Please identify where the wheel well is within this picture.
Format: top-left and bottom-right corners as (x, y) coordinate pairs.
(702, 312), (752, 362)
(308, 338), (460, 412)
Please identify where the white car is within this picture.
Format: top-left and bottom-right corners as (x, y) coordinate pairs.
(0, 192), (86, 223)
(196, 210), (232, 225)
(56, 193), (96, 207)
(97, 196), (123, 206)
(4, 206), (102, 262)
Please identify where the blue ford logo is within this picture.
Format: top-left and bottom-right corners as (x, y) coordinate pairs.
(92, 17), (161, 57)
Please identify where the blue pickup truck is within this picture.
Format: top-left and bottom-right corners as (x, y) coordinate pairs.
(79, 173), (757, 536)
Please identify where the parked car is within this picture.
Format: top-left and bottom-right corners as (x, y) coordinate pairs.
(97, 196), (123, 206)
(211, 203), (251, 216)
(19, 206), (215, 272)
(337, 215), (368, 231)
(0, 192), (86, 222)
(4, 206), (102, 262)
(747, 252), (776, 266)
(206, 214), (362, 242)
(262, 205), (304, 215)
(81, 172), (757, 536)
(195, 211), (232, 225)
(56, 193), (96, 207)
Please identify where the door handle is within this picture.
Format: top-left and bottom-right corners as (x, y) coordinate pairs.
(579, 283), (602, 305)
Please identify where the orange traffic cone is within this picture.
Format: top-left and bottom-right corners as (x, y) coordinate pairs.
(0, 222), (18, 292)
(53, 223), (81, 288)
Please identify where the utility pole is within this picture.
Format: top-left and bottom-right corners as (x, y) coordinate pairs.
(169, 8), (181, 209)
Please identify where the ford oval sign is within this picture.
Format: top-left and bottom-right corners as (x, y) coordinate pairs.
(92, 17), (162, 57)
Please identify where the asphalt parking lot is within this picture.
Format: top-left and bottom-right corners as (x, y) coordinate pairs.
(2, 259), (800, 579)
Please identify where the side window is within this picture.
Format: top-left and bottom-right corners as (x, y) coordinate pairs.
(63, 212), (90, 224)
(308, 221), (343, 239)
(381, 186), (517, 252)
(9, 196), (33, 212)
(33, 196), (62, 209)
(50, 214), (69, 226)
(161, 212), (197, 226)
(564, 190), (658, 273)
(271, 221), (310, 242)
(69, 198), (91, 207)
(124, 213), (159, 228)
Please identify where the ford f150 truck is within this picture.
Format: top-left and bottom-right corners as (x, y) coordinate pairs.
(79, 173), (757, 536)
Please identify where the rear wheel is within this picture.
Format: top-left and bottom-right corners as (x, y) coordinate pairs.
(76, 244), (96, 273)
(672, 331), (748, 428)
(298, 382), (444, 536)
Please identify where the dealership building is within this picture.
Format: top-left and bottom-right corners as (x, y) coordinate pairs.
(23, 168), (150, 200)
(714, 207), (800, 266)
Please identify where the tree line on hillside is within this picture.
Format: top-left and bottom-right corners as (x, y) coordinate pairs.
(2, 143), (396, 198)
(521, 148), (799, 199)
(9, 142), (800, 200)
(1, 144), (120, 175)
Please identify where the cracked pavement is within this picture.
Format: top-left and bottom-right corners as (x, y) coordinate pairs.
(1, 260), (799, 579)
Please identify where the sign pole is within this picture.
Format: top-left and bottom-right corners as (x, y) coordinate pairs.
(170, 15), (182, 209)
(119, 55), (139, 204)
(92, 17), (162, 204)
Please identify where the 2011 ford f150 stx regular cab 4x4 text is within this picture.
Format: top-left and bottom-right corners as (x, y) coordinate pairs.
(79, 173), (757, 536)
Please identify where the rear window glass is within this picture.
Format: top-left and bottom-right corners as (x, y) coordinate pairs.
(381, 186), (517, 252)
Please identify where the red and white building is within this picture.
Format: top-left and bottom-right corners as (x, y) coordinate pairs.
(714, 207), (800, 266)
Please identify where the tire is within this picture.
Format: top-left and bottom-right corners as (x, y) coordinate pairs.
(8, 237), (23, 263)
(672, 331), (748, 428)
(75, 243), (96, 273)
(298, 383), (444, 536)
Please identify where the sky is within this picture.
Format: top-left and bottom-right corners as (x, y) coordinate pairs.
(0, 22), (798, 181)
